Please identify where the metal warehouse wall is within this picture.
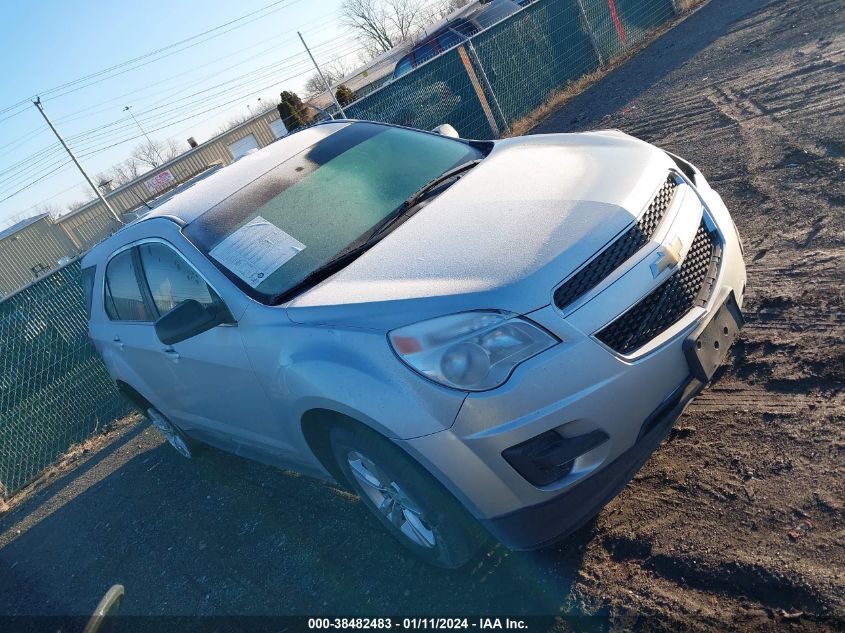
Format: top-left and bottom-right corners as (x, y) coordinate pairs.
(55, 205), (123, 253)
(0, 217), (78, 297)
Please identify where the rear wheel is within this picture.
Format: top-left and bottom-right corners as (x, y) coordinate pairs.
(329, 424), (483, 569)
(147, 408), (195, 459)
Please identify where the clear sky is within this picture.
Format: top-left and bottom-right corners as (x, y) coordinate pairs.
(0, 0), (362, 226)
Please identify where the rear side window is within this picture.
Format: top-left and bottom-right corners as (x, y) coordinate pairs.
(137, 242), (218, 315)
(394, 57), (414, 78)
(81, 266), (96, 320)
(438, 30), (465, 51)
(104, 249), (153, 322)
(413, 42), (438, 65)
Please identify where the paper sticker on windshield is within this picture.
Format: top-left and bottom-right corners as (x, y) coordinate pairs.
(209, 216), (305, 288)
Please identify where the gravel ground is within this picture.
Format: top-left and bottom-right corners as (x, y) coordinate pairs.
(1, 0), (842, 629)
(531, 0), (845, 627)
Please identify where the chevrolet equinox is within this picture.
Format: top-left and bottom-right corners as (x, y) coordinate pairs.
(82, 120), (746, 568)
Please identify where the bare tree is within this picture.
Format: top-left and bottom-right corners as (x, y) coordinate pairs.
(435, 0), (472, 19)
(130, 138), (183, 169)
(216, 112), (254, 135)
(216, 100), (279, 134)
(302, 60), (353, 98)
(341, 0), (433, 55)
(32, 202), (62, 219)
(66, 198), (91, 212)
(110, 157), (144, 187)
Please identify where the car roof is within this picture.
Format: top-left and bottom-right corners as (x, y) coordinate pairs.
(140, 121), (350, 227)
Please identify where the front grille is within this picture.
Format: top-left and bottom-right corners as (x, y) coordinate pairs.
(596, 220), (721, 355)
(554, 175), (679, 310)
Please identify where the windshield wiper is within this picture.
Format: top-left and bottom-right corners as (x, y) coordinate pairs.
(394, 158), (482, 217)
(270, 159), (482, 305)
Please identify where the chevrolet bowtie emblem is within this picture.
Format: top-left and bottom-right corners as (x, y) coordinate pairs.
(650, 236), (684, 278)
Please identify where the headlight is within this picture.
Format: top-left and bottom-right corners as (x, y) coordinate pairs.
(388, 311), (559, 391)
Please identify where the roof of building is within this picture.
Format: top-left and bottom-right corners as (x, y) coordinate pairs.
(0, 213), (49, 242)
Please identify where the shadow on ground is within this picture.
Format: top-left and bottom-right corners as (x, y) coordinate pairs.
(0, 423), (589, 616)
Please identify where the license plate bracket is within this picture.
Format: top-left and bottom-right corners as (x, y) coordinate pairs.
(683, 290), (744, 382)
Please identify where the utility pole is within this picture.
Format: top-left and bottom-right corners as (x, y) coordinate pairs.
(298, 31), (346, 119)
(124, 105), (163, 163)
(33, 97), (121, 224)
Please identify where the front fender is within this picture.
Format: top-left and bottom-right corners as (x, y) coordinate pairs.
(243, 322), (467, 440)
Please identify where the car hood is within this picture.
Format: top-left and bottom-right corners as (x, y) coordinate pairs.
(287, 130), (675, 330)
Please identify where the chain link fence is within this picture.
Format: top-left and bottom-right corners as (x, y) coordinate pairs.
(0, 262), (130, 499)
(0, 0), (682, 500)
(342, 0), (679, 138)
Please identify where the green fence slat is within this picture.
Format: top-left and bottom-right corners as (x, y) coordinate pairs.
(0, 262), (130, 499)
(470, 0), (599, 124)
(346, 47), (495, 139)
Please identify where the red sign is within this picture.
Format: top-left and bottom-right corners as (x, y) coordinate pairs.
(144, 169), (176, 195)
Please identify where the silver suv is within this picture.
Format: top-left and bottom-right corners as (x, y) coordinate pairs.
(82, 121), (746, 568)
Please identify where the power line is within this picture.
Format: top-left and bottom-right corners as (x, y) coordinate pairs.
(66, 38), (362, 153)
(62, 33), (361, 146)
(0, 0), (305, 116)
(0, 36), (361, 210)
(77, 60), (327, 159)
(0, 126), (47, 153)
(0, 155), (72, 196)
(0, 146), (66, 183)
(52, 12), (345, 126)
(0, 143), (64, 177)
(0, 160), (73, 206)
(17, 179), (88, 215)
(0, 3), (369, 212)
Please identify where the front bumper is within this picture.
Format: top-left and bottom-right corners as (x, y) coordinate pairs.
(483, 377), (704, 549)
(397, 170), (746, 550)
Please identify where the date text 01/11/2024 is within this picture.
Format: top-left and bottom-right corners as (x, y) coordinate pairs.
(307, 617), (530, 630)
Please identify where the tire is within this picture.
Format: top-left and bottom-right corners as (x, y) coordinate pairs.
(146, 408), (200, 459)
(329, 424), (484, 569)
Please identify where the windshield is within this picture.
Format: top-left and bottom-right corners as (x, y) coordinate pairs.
(183, 122), (487, 304)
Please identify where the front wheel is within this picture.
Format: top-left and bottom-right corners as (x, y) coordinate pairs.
(147, 408), (196, 459)
(329, 425), (484, 569)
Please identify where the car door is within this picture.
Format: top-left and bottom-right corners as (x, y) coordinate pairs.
(133, 240), (282, 452)
(95, 246), (168, 413)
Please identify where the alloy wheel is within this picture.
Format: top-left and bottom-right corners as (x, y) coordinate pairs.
(147, 409), (192, 459)
(346, 450), (436, 549)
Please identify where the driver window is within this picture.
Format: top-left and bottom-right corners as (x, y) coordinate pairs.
(137, 242), (220, 315)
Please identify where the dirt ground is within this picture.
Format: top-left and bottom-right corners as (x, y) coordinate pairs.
(0, 0), (842, 629)
(531, 0), (845, 627)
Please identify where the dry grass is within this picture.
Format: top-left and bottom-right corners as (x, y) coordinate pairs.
(0, 413), (141, 515)
(505, 0), (710, 137)
(676, 0), (708, 12)
(506, 69), (606, 137)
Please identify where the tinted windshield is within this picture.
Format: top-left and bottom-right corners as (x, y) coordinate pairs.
(184, 123), (486, 304)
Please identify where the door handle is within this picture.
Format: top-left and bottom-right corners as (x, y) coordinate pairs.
(162, 348), (180, 360)
(112, 336), (124, 350)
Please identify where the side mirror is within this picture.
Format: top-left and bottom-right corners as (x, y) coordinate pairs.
(154, 299), (232, 345)
(431, 124), (459, 138)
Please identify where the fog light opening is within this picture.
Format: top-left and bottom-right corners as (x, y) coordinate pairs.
(502, 429), (609, 487)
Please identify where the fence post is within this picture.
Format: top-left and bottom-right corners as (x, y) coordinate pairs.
(465, 41), (510, 135)
(574, 0), (605, 67)
(456, 45), (501, 138)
